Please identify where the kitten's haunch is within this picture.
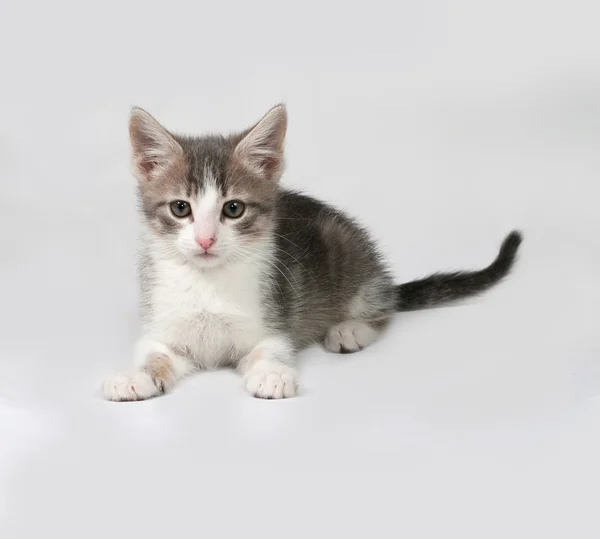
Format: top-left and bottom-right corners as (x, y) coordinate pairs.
(102, 104), (522, 401)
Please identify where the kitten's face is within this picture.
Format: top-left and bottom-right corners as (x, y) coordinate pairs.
(129, 106), (287, 269)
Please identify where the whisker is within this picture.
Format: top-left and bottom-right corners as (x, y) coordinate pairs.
(227, 250), (284, 297)
(272, 232), (308, 254)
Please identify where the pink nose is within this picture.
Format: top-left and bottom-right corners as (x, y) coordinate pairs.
(196, 236), (216, 251)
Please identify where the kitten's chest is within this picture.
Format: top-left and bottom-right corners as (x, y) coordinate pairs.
(146, 258), (266, 366)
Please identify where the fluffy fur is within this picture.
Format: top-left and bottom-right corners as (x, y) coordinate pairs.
(102, 105), (522, 401)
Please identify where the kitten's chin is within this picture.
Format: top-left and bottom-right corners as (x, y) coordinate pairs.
(188, 252), (225, 269)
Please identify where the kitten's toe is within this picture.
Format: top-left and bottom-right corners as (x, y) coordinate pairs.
(324, 321), (379, 353)
(244, 369), (298, 399)
(102, 371), (161, 402)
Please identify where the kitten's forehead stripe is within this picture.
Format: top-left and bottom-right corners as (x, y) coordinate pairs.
(174, 134), (241, 198)
(202, 162), (217, 189)
(196, 182), (220, 214)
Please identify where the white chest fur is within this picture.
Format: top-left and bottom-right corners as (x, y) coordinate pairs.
(144, 253), (268, 368)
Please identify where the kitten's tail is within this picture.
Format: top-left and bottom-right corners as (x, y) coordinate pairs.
(395, 231), (523, 312)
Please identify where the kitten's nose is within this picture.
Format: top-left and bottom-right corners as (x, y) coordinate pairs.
(196, 237), (216, 251)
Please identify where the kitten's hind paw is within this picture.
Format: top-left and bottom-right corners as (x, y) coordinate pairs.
(324, 320), (379, 354)
(102, 371), (162, 402)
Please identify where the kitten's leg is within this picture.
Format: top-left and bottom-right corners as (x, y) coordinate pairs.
(239, 336), (298, 399)
(324, 320), (386, 354)
(103, 338), (194, 401)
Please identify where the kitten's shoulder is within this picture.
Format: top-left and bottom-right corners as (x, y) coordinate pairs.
(274, 187), (365, 232)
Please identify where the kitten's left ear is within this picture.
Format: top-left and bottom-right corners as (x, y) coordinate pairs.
(233, 104), (287, 181)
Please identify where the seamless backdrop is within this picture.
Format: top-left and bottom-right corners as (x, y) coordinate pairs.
(0, 1), (599, 538)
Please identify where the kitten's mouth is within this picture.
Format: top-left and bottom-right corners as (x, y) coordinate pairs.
(196, 251), (218, 259)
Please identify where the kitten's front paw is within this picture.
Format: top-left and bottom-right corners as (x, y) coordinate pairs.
(244, 368), (298, 399)
(102, 371), (161, 402)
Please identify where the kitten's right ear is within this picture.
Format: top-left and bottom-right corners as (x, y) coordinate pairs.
(129, 107), (184, 181)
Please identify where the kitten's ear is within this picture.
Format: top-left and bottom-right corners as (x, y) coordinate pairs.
(129, 107), (184, 181)
(233, 104), (287, 181)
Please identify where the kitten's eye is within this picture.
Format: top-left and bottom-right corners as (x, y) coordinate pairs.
(223, 200), (245, 219)
(170, 200), (191, 218)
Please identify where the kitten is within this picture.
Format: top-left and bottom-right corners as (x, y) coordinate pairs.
(103, 104), (522, 401)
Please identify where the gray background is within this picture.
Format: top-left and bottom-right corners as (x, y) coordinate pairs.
(1, 0), (599, 537)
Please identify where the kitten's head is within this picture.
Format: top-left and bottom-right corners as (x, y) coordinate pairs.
(129, 105), (287, 269)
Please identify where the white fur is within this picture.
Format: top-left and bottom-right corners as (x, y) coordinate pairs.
(104, 340), (194, 401)
(103, 371), (159, 401)
(324, 320), (378, 353)
(144, 244), (270, 370)
(102, 246), (279, 400)
(102, 236), (302, 400)
(241, 336), (298, 399)
(193, 176), (220, 241)
(133, 339), (194, 376)
(244, 365), (298, 399)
